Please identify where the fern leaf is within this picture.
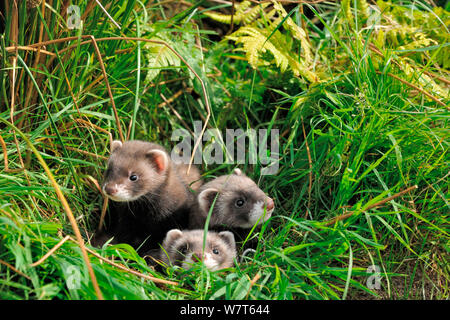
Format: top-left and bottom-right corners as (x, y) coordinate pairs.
(144, 39), (180, 83)
(400, 57), (448, 98)
(272, 1), (313, 63)
(204, 11), (236, 24)
(203, 1), (269, 25)
(242, 2), (270, 24)
(397, 33), (438, 51)
(227, 26), (318, 82)
(228, 27), (279, 69)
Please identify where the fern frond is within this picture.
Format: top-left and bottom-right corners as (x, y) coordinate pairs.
(144, 39), (181, 83)
(397, 33), (438, 51)
(227, 27), (278, 69)
(399, 57), (449, 98)
(272, 1), (312, 63)
(227, 26), (318, 82)
(375, 0), (449, 68)
(204, 11), (235, 24)
(204, 1), (269, 25)
(242, 2), (270, 24)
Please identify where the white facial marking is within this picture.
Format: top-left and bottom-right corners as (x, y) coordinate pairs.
(240, 200), (273, 228)
(203, 253), (219, 271)
(104, 183), (139, 202)
(182, 252), (219, 271)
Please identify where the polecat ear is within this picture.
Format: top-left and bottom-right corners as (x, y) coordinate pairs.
(218, 231), (236, 251)
(165, 229), (183, 243)
(233, 168), (243, 176)
(198, 188), (219, 215)
(111, 140), (122, 153)
(146, 149), (169, 174)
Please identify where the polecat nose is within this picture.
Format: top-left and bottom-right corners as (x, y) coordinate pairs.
(265, 197), (274, 211)
(192, 252), (203, 262)
(104, 184), (117, 195)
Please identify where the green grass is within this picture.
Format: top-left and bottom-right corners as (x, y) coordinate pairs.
(0, 0), (448, 300)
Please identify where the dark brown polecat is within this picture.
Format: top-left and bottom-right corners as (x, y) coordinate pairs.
(188, 169), (274, 247)
(93, 140), (202, 254)
(160, 229), (237, 271)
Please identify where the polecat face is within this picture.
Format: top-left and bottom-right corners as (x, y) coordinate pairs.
(102, 140), (169, 202)
(197, 169), (274, 229)
(161, 229), (236, 271)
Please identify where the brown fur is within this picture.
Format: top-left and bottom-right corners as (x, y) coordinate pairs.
(160, 229), (236, 270)
(95, 140), (202, 253)
(174, 162), (202, 191)
(102, 140), (201, 214)
(189, 169), (274, 230)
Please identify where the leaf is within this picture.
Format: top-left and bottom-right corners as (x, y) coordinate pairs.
(144, 38), (181, 83)
(398, 56), (449, 98)
(227, 26), (318, 82)
(341, 0), (354, 27)
(203, 1), (269, 25)
(231, 275), (251, 299)
(341, 0), (371, 26)
(272, 1), (312, 63)
(357, 0), (371, 21)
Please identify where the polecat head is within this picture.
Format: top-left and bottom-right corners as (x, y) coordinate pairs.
(102, 140), (170, 202)
(197, 169), (274, 229)
(161, 229), (236, 271)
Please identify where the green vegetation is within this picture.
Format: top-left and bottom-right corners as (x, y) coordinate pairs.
(0, 0), (448, 300)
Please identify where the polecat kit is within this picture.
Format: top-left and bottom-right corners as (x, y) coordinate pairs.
(93, 139), (274, 270)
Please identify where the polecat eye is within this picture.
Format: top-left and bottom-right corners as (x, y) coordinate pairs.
(129, 174), (138, 181)
(212, 248), (219, 255)
(178, 244), (188, 255)
(235, 198), (245, 207)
